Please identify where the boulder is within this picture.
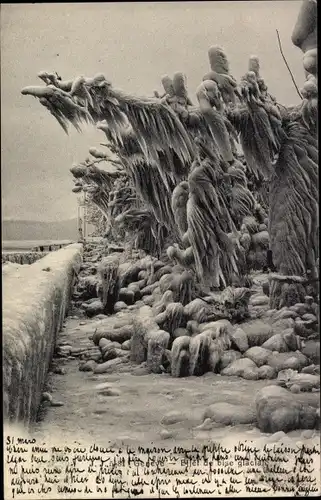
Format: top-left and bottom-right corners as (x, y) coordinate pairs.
(161, 411), (187, 426)
(289, 303), (309, 316)
(141, 282), (160, 296)
(271, 318), (295, 334)
(301, 313), (318, 323)
(56, 345), (71, 357)
(267, 351), (309, 372)
(114, 301), (128, 313)
(221, 358), (258, 378)
(142, 295), (155, 306)
(250, 295), (269, 307)
(79, 347), (101, 360)
(310, 302), (319, 316)
(265, 309), (277, 317)
(282, 329), (301, 351)
(184, 299), (206, 320)
(118, 288), (135, 305)
(85, 300), (104, 318)
(94, 357), (126, 374)
(121, 340), (132, 351)
(255, 385), (319, 433)
(114, 349), (129, 359)
(100, 341), (121, 353)
(79, 360), (97, 372)
(101, 346), (117, 362)
(242, 367), (259, 380)
(199, 320), (234, 337)
(219, 350), (242, 371)
(301, 341), (320, 364)
(244, 346), (271, 367)
(277, 368), (299, 385)
(294, 319), (315, 338)
(138, 270), (147, 281)
(262, 334), (289, 353)
(242, 320), (274, 347)
(285, 373), (320, 392)
(230, 327), (249, 353)
(99, 338), (113, 349)
(92, 325), (134, 345)
(273, 307), (298, 321)
(302, 364), (320, 375)
(258, 365), (277, 379)
(160, 429), (175, 440)
(127, 283), (142, 302)
(203, 402), (256, 426)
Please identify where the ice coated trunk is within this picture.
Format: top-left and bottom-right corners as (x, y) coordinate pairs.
(198, 97), (233, 162)
(98, 256), (121, 315)
(268, 126), (318, 309)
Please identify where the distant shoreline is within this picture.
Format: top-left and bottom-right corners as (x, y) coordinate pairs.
(2, 237), (102, 253)
(2, 240), (74, 252)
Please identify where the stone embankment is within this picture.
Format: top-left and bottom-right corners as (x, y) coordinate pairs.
(2, 243), (82, 425)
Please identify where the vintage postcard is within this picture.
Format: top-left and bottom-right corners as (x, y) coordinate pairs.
(2, 1), (319, 498)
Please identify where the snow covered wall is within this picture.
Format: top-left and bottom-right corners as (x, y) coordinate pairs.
(2, 243), (83, 426)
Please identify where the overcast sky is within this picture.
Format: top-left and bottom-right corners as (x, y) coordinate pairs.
(1, 1), (304, 222)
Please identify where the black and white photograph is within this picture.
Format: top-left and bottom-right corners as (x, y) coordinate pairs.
(2, 0), (320, 498)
